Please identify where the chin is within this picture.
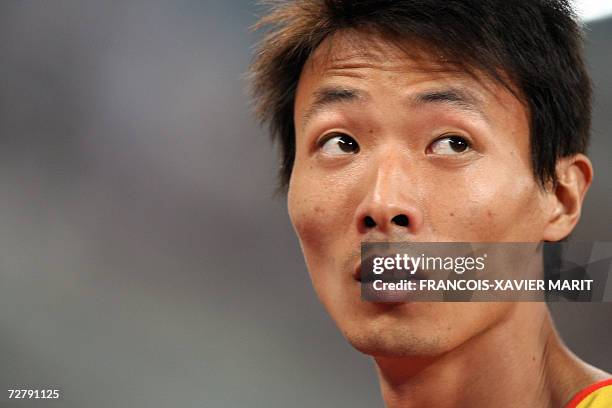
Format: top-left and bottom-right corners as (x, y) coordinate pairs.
(339, 319), (449, 358)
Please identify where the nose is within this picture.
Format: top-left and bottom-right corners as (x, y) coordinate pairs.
(355, 151), (424, 237)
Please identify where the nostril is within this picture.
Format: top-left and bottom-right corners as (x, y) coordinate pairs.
(364, 216), (377, 228)
(391, 214), (409, 227)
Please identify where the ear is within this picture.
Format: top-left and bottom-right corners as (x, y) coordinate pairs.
(542, 154), (593, 241)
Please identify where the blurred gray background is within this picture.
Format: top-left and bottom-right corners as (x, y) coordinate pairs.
(0, 1), (610, 407)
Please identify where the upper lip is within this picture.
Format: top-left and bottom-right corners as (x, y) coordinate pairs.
(353, 254), (376, 282)
(353, 255), (427, 282)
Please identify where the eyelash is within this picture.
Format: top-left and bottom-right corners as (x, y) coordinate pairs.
(428, 133), (473, 151)
(316, 132), (474, 153)
(317, 131), (347, 147)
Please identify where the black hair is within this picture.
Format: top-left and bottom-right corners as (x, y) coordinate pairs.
(249, 0), (591, 193)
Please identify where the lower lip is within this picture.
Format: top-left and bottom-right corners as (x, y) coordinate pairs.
(359, 280), (416, 303)
(354, 264), (427, 303)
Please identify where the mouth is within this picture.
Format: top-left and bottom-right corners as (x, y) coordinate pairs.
(353, 255), (427, 283)
(353, 253), (376, 282)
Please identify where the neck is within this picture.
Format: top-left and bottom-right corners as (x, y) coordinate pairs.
(374, 304), (603, 408)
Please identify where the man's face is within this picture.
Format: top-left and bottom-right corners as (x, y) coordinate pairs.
(288, 31), (552, 357)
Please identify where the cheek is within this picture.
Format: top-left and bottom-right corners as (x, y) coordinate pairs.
(287, 168), (346, 254)
(288, 199), (329, 255)
(287, 169), (356, 307)
(425, 166), (547, 240)
(494, 181), (548, 239)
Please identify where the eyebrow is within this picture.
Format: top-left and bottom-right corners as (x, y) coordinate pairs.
(300, 85), (488, 130)
(301, 86), (364, 130)
(411, 87), (488, 121)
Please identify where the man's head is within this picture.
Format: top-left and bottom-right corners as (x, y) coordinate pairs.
(250, 0), (593, 358)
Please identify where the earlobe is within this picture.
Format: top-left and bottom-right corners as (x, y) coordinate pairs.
(542, 154), (593, 241)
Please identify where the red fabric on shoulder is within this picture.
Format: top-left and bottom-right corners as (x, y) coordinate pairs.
(565, 378), (612, 408)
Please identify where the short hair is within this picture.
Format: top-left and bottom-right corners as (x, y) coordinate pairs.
(249, 0), (591, 193)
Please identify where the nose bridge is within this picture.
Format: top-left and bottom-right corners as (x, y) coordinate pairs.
(371, 149), (404, 204)
(356, 147), (423, 235)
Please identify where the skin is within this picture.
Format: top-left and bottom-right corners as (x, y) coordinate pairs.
(287, 30), (604, 407)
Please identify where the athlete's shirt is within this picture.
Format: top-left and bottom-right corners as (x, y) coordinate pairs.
(566, 378), (612, 408)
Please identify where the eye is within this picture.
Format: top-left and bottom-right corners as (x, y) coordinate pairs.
(319, 132), (360, 155)
(427, 135), (471, 155)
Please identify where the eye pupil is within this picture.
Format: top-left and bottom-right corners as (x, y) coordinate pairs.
(319, 133), (360, 156)
(338, 136), (359, 153)
(449, 136), (468, 152)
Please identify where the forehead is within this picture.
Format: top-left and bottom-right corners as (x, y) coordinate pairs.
(294, 29), (528, 132)
(304, 29), (454, 76)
